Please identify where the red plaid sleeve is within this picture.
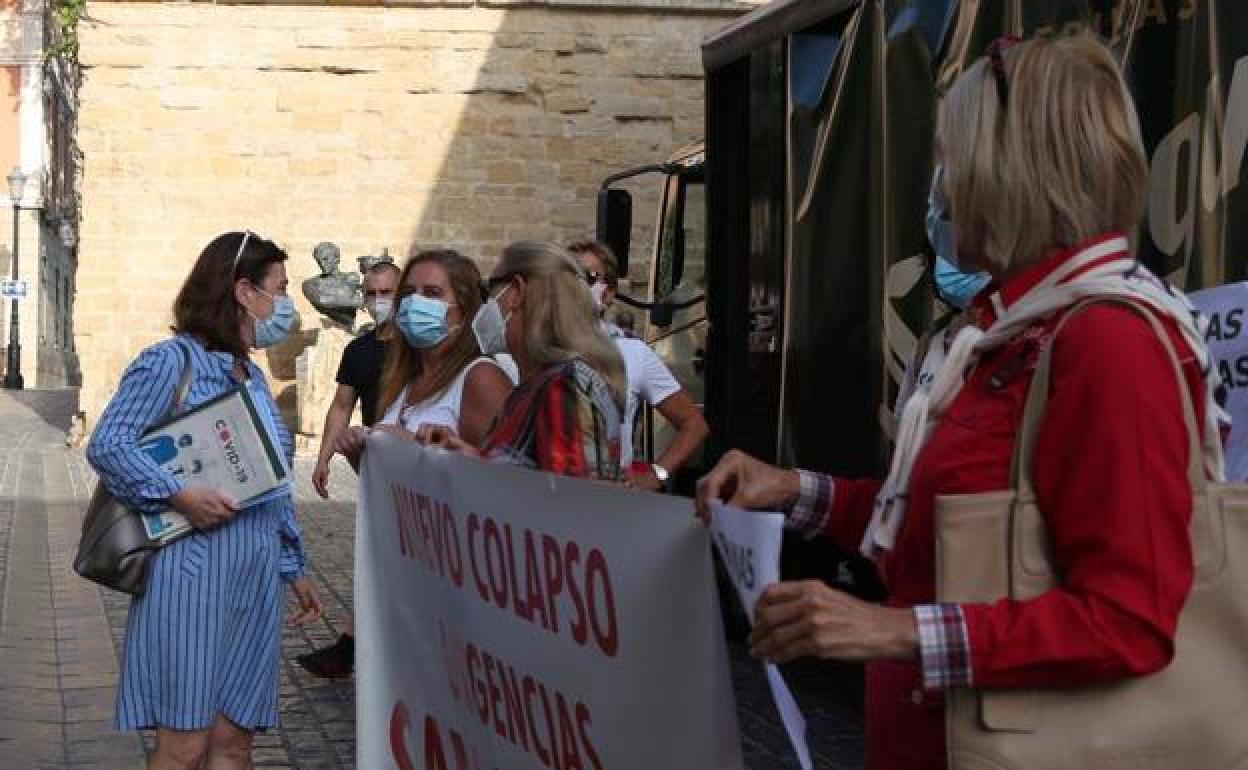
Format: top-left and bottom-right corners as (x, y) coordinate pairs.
(785, 470), (835, 538)
(533, 371), (588, 478)
(915, 603), (973, 690)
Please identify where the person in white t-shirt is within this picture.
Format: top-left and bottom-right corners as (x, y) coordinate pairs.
(569, 240), (709, 491)
(332, 249), (513, 463)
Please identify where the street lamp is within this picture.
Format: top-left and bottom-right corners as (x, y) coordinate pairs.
(4, 167), (26, 389)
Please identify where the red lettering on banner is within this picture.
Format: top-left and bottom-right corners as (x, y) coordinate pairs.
(483, 519), (509, 608)
(483, 652), (508, 740)
(454, 513), (620, 658)
(586, 549), (619, 658)
(576, 703), (604, 770)
(448, 728), (473, 770)
(503, 524), (533, 622)
(417, 493), (435, 570)
(523, 675), (552, 767)
(467, 514), (490, 602)
(424, 714), (450, 770)
(499, 660), (530, 752)
(452, 636), (604, 770)
(390, 486), (466, 589)
(393, 487), (418, 560)
(524, 530), (550, 630)
(556, 692), (583, 770)
(542, 535), (564, 633)
(537, 681), (562, 770)
(467, 644), (488, 722)
(565, 542), (588, 646)
(441, 500), (465, 587)
(390, 701), (416, 770)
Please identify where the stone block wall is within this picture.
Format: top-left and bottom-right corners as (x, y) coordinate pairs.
(74, 0), (759, 433)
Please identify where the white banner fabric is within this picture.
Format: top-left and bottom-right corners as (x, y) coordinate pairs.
(355, 432), (745, 770)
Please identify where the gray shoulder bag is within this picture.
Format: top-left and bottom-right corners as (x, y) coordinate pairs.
(73, 342), (193, 596)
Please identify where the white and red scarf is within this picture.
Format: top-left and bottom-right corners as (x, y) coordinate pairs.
(861, 235), (1227, 556)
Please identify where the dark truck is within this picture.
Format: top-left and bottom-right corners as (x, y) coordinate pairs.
(597, 0), (1247, 598)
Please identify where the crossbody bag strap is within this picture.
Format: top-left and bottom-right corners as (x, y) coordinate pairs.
(1012, 298), (1207, 502)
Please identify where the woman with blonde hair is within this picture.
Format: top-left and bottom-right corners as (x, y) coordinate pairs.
(426, 240), (626, 479)
(332, 250), (512, 462)
(697, 33), (1223, 769)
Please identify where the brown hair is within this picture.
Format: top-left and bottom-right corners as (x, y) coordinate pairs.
(495, 241), (626, 408)
(937, 33), (1148, 273)
(171, 231), (289, 356)
(568, 240), (619, 288)
(376, 250), (487, 418)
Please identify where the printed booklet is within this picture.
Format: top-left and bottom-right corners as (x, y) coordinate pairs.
(138, 385), (290, 544)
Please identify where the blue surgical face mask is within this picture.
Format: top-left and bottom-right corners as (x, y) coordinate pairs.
(926, 166), (990, 308)
(251, 289), (298, 349)
(397, 294), (457, 349)
(933, 256), (991, 310)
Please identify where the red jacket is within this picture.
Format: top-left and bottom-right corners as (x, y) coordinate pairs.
(806, 237), (1202, 769)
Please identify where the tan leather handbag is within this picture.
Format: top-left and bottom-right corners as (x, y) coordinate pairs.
(934, 299), (1248, 770)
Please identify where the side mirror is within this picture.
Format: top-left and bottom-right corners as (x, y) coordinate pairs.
(596, 188), (632, 278)
(649, 300), (674, 328)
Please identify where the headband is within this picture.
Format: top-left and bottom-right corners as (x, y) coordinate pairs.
(233, 230), (253, 273)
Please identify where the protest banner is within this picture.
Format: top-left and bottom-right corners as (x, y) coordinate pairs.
(1189, 282), (1248, 480)
(710, 503), (811, 770)
(355, 431), (745, 770)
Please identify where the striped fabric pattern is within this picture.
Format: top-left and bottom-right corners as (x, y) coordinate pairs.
(86, 334), (307, 731)
(482, 358), (622, 480)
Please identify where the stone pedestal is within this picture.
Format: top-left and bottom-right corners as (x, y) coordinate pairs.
(295, 322), (355, 439)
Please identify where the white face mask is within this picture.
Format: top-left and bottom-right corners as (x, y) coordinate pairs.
(590, 282), (608, 309)
(472, 285), (512, 356)
(367, 297), (394, 324)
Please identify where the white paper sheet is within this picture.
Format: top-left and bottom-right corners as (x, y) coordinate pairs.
(710, 502), (814, 770)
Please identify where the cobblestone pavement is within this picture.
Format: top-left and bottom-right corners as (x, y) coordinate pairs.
(0, 389), (864, 770)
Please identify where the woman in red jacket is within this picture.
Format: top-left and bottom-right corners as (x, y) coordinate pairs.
(697, 34), (1225, 770)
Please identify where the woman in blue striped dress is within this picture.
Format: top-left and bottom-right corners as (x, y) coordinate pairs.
(87, 231), (323, 770)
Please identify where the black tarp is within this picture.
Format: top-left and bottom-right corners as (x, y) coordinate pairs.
(705, 0), (1248, 476)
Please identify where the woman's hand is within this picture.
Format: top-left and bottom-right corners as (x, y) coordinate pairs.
(416, 424), (483, 459)
(748, 580), (918, 664)
(371, 423), (418, 442)
(331, 426), (370, 464)
(695, 449), (802, 522)
(286, 576), (324, 626)
(626, 466), (664, 492)
(169, 487), (238, 531)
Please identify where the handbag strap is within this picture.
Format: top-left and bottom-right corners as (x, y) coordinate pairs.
(1012, 298), (1207, 502)
(167, 339), (194, 419)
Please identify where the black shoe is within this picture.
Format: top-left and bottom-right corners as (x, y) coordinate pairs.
(296, 633), (354, 679)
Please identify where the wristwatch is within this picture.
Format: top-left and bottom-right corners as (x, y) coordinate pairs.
(651, 463), (670, 484)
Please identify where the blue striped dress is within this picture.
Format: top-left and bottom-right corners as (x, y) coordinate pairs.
(86, 334), (308, 732)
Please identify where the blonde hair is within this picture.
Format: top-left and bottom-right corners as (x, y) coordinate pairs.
(496, 241), (626, 408)
(377, 250), (486, 418)
(936, 33), (1148, 274)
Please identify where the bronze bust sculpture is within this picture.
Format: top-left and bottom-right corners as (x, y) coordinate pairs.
(301, 242), (361, 327)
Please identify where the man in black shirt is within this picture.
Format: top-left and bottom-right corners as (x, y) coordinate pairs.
(299, 259), (399, 678)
